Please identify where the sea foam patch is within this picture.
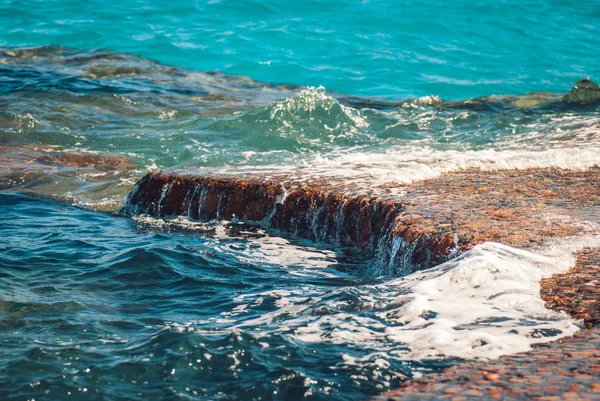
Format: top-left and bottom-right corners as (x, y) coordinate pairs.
(130, 212), (596, 366)
(212, 144), (600, 191)
(377, 242), (581, 360)
(229, 242), (583, 361)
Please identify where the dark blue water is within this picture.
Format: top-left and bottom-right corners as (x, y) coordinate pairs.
(1, 1), (599, 400)
(1, 192), (424, 400)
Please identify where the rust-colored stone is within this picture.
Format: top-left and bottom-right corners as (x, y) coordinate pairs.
(122, 166), (600, 276)
(541, 248), (600, 329)
(123, 172), (450, 271)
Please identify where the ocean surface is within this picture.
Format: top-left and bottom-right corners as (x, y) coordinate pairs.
(1, 1), (599, 400)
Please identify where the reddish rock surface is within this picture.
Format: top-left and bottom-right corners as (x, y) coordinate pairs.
(37, 152), (134, 171)
(3, 145), (599, 398)
(123, 167), (599, 274)
(541, 248), (600, 329)
(398, 167), (599, 251)
(375, 329), (600, 401)
(123, 172), (456, 273)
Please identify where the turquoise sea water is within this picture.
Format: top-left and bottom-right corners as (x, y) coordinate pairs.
(2, 0), (599, 99)
(1, 1), (599, 400)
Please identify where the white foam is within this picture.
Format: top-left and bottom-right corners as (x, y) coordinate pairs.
(378, 242), (582, 359)
(213, 229), (339, 274)
(319, 145), (600, 185)
(212, 144), (600, 191)
(231, 241), (587, 361)
(133, 217), (597, 363)
(195, 102), (600, 188)
(259, 86), (370, 140)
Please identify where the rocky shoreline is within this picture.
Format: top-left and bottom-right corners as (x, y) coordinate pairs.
(120, 166), (600, 399)
(1, 138), (599, 398)
(122, 167), (599, 273)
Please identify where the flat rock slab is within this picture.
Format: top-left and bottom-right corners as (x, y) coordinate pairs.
(123, 166), (600, 274)
(376, 328), (600, 401)
(397, 167), (600, 251)
(122, 172), (454, 274)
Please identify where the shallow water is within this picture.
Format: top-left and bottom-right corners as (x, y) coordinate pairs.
(1, 46), (599, 208)
(1, 1), (599, 400)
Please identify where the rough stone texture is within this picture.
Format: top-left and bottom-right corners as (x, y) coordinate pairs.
(122, 172), (452, 274)
(37, 152), (134, 171)
(542, 248), (600, 329)
(398, 167), (600, 251)
(563, 78), (600, 105)
(374, 328), (600, 401)
(123, 167), (599, 274)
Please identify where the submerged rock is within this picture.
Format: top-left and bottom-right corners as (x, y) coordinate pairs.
(563, 78), (600, 105)
(0, 146), (137, 211)
(36, 153), (134, 171)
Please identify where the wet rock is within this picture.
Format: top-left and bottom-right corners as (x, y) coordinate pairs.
(563, 78), (600, 105)
(0, 145), (136, 186)
(83, 65), (144, 79)
(541, 248), (600, 329)
(0, 145), (137, 211)
(122, 165), (600, 277)
(37, 153), (135, 171)
(122, 172), (458, 274)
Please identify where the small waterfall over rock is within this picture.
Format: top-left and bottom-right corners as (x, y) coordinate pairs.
(122, 172), (457, 275)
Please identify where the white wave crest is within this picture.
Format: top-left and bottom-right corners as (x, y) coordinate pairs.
(263, 86), (370, 139)
(311, 145), (600, 185)
(211, 144), (600, 194)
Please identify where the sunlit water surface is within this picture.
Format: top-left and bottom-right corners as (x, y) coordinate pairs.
(1, 1), (599, 400)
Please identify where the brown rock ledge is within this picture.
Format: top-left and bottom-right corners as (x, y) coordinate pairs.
(122, 166), (599, 274)
(122, 172), (452, 274)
